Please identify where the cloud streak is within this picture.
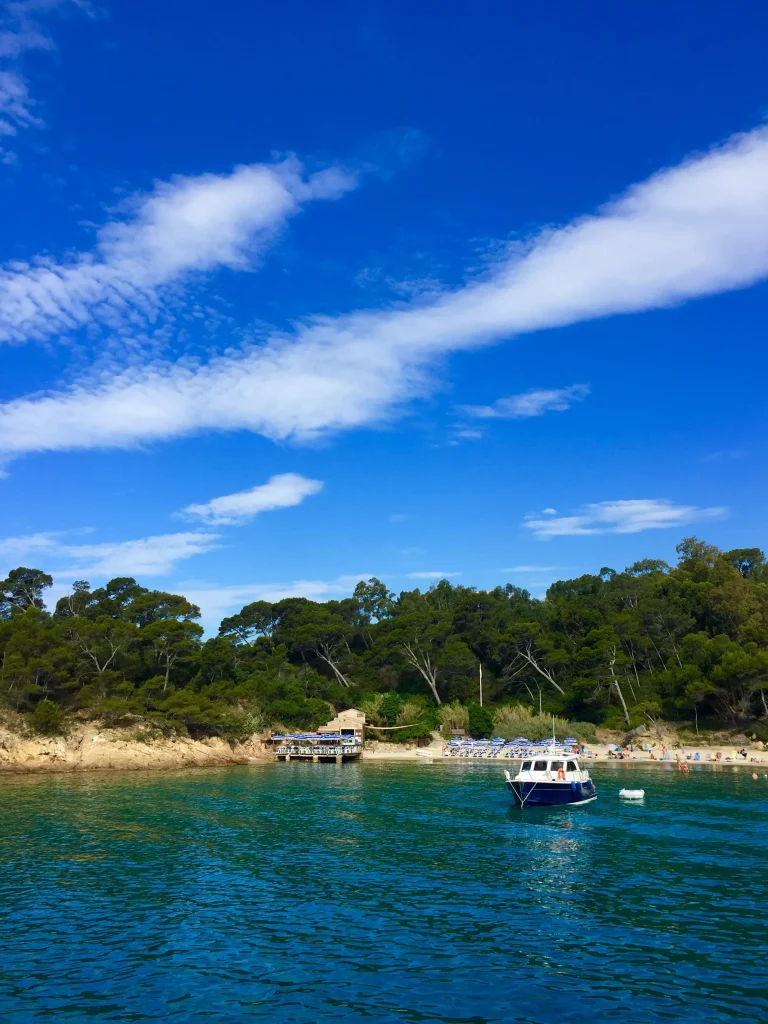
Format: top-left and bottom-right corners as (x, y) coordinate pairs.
(0, 159), (355, 344)
(0, 0), (87, 158)
(406, 571), (461, 579)
(461, 384), (589, 420)
(524, 499), (726, 538)
(0, 529), (222, 577)
(181, 574), (370, 630)
(180, 473), (323, 526)
(3, 126), (768, 456)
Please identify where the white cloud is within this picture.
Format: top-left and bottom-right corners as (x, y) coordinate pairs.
(389, 513), (410, 522)
(524, 499), (727, 538)
(503, 565), (557, 573)
(406, 571), (461, 579)
(180, 472), (323, 526)
(181, 574), (369, 630)
(0, 69), (40, 135)
(460, 384), (589, 419)
(454, 428), (484, 439)
(0, 530), (61, 558)
(0, 0), (86, 157)
(0, 159), (356, 344)
(4, 126), (768, 456)
(56, 532), (223, 577)
(0, 529), (221, 578)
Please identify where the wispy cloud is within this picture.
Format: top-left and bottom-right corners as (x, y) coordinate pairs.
(503, 564), (558, 572)
(389, 513), (410, 523)
(460, 384), (589, 419)
(524, 499), (727, 538)
(0, 159), (355, 344)
(181, 574), (370, 629)
(3, 126), (768, 457)
(0, 529), (221, 577)
(701, 449), (746, 464)
(180, 473), (323, 526)
(406, 571), (461, 579)
(0, 0), (88, 158)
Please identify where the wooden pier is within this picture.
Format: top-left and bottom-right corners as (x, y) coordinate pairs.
(268, 733), (362, 763)
(267, 709), (366, 764)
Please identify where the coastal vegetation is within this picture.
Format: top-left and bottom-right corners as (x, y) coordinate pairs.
(1, 537), (767, 743)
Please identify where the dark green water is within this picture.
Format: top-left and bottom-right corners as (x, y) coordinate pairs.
(1, 761), (766, 1023)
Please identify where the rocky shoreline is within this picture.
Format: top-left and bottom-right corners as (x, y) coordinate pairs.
(0, 722), (271, 774)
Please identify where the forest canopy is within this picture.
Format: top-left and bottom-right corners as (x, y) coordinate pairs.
(1, 537), (767, 740)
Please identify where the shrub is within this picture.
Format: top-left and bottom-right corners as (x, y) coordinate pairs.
(29, 700), (65, 735)
(492, 703), (597, 743)
(392, 699), (434, 742)
(467, 702), (494, 739)
(358, 693), (385, 726)
(380, 691), (404, 725)
(437, 700), (469, 739)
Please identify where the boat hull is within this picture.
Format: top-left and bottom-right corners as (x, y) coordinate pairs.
(507, 779), (597, 807)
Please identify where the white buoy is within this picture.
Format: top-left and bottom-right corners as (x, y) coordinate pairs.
(619, 788), (645, 800)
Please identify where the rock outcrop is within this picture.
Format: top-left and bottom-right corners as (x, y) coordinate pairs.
(0, 721), (270, 774)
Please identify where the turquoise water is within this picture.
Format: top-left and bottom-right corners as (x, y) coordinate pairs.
(1, 761), (766, 1023)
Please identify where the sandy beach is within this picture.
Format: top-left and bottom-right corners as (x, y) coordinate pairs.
(361, 739), (768, 766)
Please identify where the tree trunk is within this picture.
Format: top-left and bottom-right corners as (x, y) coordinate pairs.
(667, 630), (683, 670)
(625, 673), (636, 702)
(317, 649), (350, 687)
(607, 646), (631, 727)
(402, 643), (441, 704)
(517, 642), (565, 695)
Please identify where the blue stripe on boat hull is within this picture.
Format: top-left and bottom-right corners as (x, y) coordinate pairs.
(507, 780), (597, 807)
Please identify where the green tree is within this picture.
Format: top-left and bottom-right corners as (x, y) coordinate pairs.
(0, 567), (53, 615)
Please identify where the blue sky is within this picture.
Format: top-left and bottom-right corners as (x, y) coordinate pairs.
(1, 0), (767, 628)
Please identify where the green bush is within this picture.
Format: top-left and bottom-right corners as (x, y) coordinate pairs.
(467, 702), (494, 738)
(491, 703), (596, 743)
(29, 700), (65, 735)
(437, 700), (469, 739)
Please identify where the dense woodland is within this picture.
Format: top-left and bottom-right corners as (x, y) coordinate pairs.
(1, 536), (767, 742)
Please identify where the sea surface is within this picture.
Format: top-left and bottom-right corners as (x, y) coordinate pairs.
(0, 760), (766, 1023)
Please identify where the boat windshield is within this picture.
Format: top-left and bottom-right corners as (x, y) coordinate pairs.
(533, 760), (547, 771)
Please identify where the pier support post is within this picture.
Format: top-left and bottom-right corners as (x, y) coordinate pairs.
(313, 755), (319, 762)
(335, 755), (342, 764)
(285, 754), (291, 762)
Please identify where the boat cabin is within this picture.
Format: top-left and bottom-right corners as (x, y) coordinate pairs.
(515, 755), (590, 783)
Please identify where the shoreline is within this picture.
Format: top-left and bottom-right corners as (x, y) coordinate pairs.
(1, 723), (765, 776)
(362, 741), (768, 766)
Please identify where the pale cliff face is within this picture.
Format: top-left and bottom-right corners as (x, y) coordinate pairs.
(0, 722), (270, 774)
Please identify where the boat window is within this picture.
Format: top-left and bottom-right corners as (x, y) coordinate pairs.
(566, 761), (577, 772)
(533, 760), (547, 771)
(521, 761), (532, 771)
(550, 761), (564, 770)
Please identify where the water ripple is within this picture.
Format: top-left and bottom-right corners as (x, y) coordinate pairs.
(0, 762), (766, 1022)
